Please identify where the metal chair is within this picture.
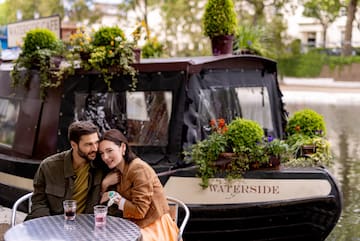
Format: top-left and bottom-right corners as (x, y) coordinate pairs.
(166, 196), (190, 241)
(11, 192), (33, 227)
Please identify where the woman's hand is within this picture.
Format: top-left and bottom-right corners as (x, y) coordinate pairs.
(101, 191), (121, 207)
(101, 171), (121, 193)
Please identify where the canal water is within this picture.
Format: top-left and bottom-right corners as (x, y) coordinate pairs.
(282, 88), (360, 241)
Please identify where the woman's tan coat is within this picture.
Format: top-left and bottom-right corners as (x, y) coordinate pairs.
(115, 158), (169, 228)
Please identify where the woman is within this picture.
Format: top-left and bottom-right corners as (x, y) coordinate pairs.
(99, 129), (179, 241)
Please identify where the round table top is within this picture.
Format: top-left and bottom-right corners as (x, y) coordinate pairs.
(4, 214), (142, 241)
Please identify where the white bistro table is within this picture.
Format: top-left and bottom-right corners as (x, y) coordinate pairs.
(4, 214), (142, 241)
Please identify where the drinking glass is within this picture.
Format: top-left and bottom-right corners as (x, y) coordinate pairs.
(94, 205), (108, 227)
(63, 200), (77, 221)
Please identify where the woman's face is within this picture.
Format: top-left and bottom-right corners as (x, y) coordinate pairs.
(99, 140), (125, 169)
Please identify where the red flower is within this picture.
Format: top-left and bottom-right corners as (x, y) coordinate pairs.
(209, 118), (228, 134)
(218, 118), (226, 128)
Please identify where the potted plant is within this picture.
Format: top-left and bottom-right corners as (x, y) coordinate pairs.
(187, 118), (268, 187)
(202, 0), (238, 55)
(131, 21), (147, 62)
(66, 27), (93, 64)
(88, 26), (138, 90)
(141, 37), (164, 58)
(284, 108), (332, 167)
(286, 108), (326, 155)
(11, 28), (65, 99)
(65, 26), (138, 91)
(264, 138), (290, 168)
(286, 108), (326, 138)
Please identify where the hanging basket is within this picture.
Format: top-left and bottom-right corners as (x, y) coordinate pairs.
(211, 35), (234, 56)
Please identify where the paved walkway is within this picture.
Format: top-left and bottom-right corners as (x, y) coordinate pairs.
(280, 77), (360, 92)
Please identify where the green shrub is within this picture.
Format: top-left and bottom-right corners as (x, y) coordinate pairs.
(226, 118), (264, 153)
(142, 38), (164, 58)
(286, 108), (326, 138)
(92, 26), (126, 47)
(22, 28), (58, 55)
(202, 0), (237, 38)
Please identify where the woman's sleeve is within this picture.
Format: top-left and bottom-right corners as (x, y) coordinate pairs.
(122, 162), (154, 220)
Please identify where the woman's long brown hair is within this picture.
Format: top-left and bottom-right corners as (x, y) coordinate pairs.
(101, 129), (137, 164)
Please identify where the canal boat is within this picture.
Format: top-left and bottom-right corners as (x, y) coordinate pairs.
(0, 55), (342, 240)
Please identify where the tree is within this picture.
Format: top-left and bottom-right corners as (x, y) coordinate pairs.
(302, 0), (342, 48)
(64, 0), (102, 24)
(2, 0), (64, 23)
(119, 0), (158, 40)
(161, 0), (209, 56)
(235, 0), (292, 26)
(342, 0), (358, 56)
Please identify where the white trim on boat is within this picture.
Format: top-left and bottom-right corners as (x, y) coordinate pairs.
(164, 176), (332, 205)
(0, 172), (33, 191)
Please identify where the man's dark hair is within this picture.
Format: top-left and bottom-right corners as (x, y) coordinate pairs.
(68, 121), (99, 144)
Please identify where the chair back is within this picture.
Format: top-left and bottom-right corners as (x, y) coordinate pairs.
(11, 192), (33, 227)
(166, 196), (190, 241)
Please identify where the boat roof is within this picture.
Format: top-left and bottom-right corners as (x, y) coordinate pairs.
(136, 54), (277, 73)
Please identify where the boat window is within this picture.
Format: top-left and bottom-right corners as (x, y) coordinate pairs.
(198, 87), (273, 133)
(0, 97), (20, 148)
(127, 91), (172, 146)
(235, 87), (273, 131)
(73, 91), (172, 146)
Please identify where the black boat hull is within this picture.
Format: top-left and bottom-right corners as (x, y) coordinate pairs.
(163, 167), (342, 241)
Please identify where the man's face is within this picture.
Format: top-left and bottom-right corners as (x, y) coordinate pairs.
(74, 133), (99, 162)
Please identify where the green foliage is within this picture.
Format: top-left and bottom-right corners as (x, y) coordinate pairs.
(92, 26), (126, 47)
(22, 29), (58, 55)
(187, 118), (266, 187)
(187, 114), (333, 188)
(69, 26), (138, 90)
(284, 136), (332, 167)
(142, 38), (164, 58)
(286, 108), (326, 137)
(303, 0), (342, 24)
(1, 0), (64, 24)
(226, 118), (264, 153)
(277, 49), (360, 78)
(277, 51), (326, 77)
(265, 139), (289, 158)
(284, 108), (332, 168)
(288, 39), (302, 56)
(188, 132), (228, 187)
(233, 24), (274, 57)
(11, 28), (65, 99)
(202, 0), (237, 38)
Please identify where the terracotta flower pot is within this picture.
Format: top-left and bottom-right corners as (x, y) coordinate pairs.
(211, 35), (234, 56)
(301, 145), (317, 157)
(214, 152), (237, 170)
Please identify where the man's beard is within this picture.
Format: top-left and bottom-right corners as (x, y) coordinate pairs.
(77, 147), (96, 162)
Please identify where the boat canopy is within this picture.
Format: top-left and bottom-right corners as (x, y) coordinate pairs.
(0, 55), (287, 169)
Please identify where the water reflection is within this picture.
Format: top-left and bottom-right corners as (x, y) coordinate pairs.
(282, 90), (360, 240)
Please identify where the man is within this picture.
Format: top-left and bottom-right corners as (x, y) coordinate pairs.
(26, 121), (104, 220)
